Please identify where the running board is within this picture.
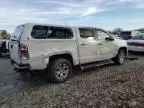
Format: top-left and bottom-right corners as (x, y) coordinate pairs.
(80, 60), (112, 69)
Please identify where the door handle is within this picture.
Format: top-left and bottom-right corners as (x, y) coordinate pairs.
(80, 43), (87, 46)
(98, 43), (102, 45)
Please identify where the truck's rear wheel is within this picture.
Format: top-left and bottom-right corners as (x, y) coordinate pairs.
(112, 49), (126, 65)
(0, 53), (2, 57)
(50, 58), (72, 83)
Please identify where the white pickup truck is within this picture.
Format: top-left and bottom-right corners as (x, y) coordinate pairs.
(9, 23), (127, 83)
(0, 30), (9, 56)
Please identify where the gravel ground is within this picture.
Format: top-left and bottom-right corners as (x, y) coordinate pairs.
(0, 52), (144, 108)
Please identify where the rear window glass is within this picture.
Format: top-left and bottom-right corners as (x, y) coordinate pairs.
(31, 25), (73, 39)
(10, 25), (24, 41)
(79, 28), (94, 38)
(120, 32), (131, 36)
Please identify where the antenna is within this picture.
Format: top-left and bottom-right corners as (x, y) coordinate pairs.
(64, 16), (68, 26)
(64, 20), (67, 26)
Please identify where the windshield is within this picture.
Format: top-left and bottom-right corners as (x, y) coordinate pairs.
(10, 25), (24, 41)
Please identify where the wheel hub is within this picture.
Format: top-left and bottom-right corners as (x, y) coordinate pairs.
(119, 51), (125, 63)
(56, 63), (69, 80)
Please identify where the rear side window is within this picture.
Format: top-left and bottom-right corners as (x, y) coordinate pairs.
(79, 28), (94, 38)
(31, 25), (73, 39)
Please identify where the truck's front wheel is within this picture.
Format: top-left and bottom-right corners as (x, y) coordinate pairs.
(112, 49), (127, 65)
(50, 58), (72, 83)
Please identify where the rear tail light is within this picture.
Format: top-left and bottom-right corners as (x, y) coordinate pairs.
(19, 44), (29, 60)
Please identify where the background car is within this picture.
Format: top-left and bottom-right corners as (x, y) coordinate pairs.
(127, 35), (144, 52)
(119, 31), (141, 40)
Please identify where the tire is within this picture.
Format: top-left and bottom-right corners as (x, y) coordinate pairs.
(50, 58), (72, 83)
(112, 49), (127, 65)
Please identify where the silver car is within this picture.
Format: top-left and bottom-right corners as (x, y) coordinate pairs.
(127, 35), (144, 52)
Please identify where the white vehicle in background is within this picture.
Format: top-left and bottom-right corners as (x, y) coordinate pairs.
(131, 30), (141, 36)
(0, 40), (10, 56)
(127, 35), (144, 52)
(0, 40), (7, 56)
(9, 23), (128, 83)
(0, 30), (10, 56)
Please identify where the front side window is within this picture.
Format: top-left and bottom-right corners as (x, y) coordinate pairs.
(97, 30), (110, 40)
(79, 28), (94, 38)
(31, 25), (73, 39)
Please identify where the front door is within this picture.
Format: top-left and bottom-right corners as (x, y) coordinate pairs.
(95, 30), (115, 60)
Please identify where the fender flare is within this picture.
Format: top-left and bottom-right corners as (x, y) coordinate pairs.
(44, 51), (76, 66)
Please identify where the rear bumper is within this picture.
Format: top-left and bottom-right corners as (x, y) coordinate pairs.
(10, 59), (30, 72)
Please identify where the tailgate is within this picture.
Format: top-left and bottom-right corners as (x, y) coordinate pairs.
(9, 24), (24, 64)
(9, 41), (21, 64)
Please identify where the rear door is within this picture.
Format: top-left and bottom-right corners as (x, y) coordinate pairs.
(9, 25), (24, 64)
(78, 28), (98, 64)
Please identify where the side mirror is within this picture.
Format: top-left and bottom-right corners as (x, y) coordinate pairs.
(105, 37), (114, 41)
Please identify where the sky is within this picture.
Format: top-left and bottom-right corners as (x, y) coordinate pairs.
(0, 0), (144, 32)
